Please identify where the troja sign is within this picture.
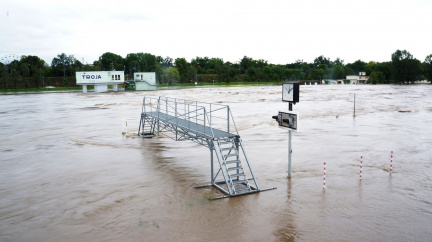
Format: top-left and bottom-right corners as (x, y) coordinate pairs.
(76, 71), (124, 84)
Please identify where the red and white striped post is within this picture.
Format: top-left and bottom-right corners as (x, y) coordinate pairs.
(390, 151), (393, 174)
(360, 156), (363, 180)
(323, 162), (326, 190)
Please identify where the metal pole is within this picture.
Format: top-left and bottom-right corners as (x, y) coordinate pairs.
(211, 148), (214, 185)
(288, 101), (293, 178)
(353, 93), (356, 119)
(227, 106), (230, 133)
(288, 129), (292, 178)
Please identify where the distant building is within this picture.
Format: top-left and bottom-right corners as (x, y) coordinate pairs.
(76, 71), (124, 93)
(134, 72), (157, 90)
(346, 72), (369, 84)
(322, 79), (350, 85)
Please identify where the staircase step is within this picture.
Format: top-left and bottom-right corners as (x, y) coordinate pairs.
(228, 166), (242, 171)
(226, 160), (240, 164)
(221, 147), (234, 151)
(232, 179), (248, 184)
(229, 173), (245, 178)
(224, 153), (238, 158)
(218, 141), (232, 145)
(235, 186), (250, 192)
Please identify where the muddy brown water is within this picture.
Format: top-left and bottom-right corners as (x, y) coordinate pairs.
(1, 85), (432, 241)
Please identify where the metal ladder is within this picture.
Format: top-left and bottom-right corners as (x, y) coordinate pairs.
(138, 113), (157, 137)
(213, 137), (252, 195)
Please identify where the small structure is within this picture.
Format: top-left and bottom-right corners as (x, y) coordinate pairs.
(134, 72), (157, 90)
(76, 71), (124, 93)
(346, 72), (369, 84)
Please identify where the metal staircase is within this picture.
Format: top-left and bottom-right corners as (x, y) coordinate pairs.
(213, 137), (255, 195)
(138, 96), (275, 199)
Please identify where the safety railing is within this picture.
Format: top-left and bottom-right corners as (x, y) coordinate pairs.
(142, 96), (239, 138)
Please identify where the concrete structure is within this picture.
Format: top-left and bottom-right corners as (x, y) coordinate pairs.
(76, 71), (124, 93)
(346, 72), (369, 84)
(134, 72), (157, 90)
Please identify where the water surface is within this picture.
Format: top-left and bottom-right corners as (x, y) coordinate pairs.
(1, 85), (431, 241)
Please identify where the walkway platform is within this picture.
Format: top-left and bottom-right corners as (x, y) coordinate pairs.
(138, 96), (276, 198)
(143, 111), (236, 139)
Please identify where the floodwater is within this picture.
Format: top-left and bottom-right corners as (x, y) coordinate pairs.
(1, 84), (431, 241)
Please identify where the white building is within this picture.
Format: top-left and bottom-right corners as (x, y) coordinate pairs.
(346, 72), (369, 84)
(134, 72), (157, 90)
(76, 71), (124, 93)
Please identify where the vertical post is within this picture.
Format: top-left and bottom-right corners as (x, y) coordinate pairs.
(288, 129), (292, 178)
(211, 147), (214, 185)
(188, 103), (190, 129)
(157, 98), (160, 135)
(360, 155), (363, 180)
(227, 106), (230, 133)
(204, 109), (206, 135)
(353, 93), (356, 119)
(390, 151), (393, 174)
(288, 102), (293, 178)
(323, 161), (326, 190)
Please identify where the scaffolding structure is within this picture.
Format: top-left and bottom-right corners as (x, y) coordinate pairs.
(138, 96), (275, 199)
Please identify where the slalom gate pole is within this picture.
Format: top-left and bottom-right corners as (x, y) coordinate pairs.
(390, 151), (393, 174)
(323, 162), (326, 190)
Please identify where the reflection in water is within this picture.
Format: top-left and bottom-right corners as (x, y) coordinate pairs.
(1, 85), (432, 241)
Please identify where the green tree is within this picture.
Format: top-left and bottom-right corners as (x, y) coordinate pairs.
(346, 60), (366, 75)
(367, 71), (385, 84)
(162, 67), (179, 84)
(344, 66), (355, 76)
(32, 67), (43, 88)
(175, 58), (189, 83)
(98, 52), (124, 71)
(314, 55), (331, 68)
(330, 64), (345, 79)
(240, 56), (255, 74)
(311, 64), (328, 80)
(374, 62), (392, 83)
(391, 49), (422, 83)
(11, 68), (18, 89)
(51, 53), (76, 76)
(1, 64), (8, 90)
(424, 54), (432, 83)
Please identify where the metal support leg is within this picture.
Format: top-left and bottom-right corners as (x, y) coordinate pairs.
(211, 148), (214, 185)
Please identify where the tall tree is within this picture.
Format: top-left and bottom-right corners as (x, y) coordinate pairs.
(346, 60), (366, 75)
(424, 54), (432, 84)
(162, 67), (179, 84)
(175, 58), (189, 83)
(51, 53), (76, 76)
(98, 52), (124, 71)
(391, 50), (422, 83)
(1, 64), (7, 90)
(314, 55), (331, 68)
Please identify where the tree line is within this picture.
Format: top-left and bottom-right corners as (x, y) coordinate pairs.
(1, 49), (432, 89)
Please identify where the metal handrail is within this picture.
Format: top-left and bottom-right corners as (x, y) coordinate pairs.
(141, 96), (238, 138)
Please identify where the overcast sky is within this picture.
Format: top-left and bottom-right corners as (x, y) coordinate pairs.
(1, 0), (431, 65)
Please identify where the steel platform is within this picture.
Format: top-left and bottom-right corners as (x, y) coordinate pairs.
(138, 96), (276, 198)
